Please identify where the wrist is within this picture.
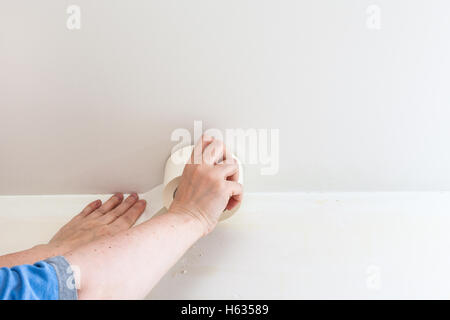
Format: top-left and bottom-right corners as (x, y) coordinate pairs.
(166, 205), (212, 237)
(36, 242), (71, 257)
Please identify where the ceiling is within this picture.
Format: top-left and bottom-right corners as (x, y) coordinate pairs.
(2, 0), (450, 195)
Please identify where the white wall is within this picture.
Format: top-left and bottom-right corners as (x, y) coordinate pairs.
(2, 1), (450, 299)
(1, 191), (450, 299)
(2, 0), (450, 195)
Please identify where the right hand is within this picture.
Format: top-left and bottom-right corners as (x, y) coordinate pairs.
(168, 135), (243, 235)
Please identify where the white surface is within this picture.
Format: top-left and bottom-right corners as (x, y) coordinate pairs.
(2, 1), (450, 194)
(1, 191), (450, 299)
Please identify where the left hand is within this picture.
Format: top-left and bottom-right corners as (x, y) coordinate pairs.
(49, 193), (146, 252)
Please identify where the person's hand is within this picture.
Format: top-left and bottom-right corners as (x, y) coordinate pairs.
(168, 136), (243, 235)
(0, 193), (146, 268)
(49, 193), (146, 252)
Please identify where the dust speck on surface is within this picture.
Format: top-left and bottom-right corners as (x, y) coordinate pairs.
(180, 270), (188, 274)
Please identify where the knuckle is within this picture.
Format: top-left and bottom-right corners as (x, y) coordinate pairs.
(230, 162), (238, 170)
(95, 207), (106, 214)
(108, 225), (123, 234)
(97, 225), (112, 236)
(85, 220), (97, 229)
(119, 215), (132, 226)
(109, 209), (121, 218)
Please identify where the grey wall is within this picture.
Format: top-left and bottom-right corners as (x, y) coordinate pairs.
(1, 0), (450, 195)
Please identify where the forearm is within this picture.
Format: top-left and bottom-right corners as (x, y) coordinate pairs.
(0, 243), (68, 268)
(65, 210), (204, 299)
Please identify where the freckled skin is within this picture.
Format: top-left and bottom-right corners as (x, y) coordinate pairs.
(0, 193), (147, 268)
(50, 193), (146, 250)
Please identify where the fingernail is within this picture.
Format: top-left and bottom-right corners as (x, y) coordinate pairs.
(130, 193), (138, 199)
(114, 193), (123, 199)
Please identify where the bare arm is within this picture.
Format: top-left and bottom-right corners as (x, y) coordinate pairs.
(0, 193), (147, 268)
(66, 210), (203, 299)
(66, 136), (242, 299)
(0, 244), (69, 269)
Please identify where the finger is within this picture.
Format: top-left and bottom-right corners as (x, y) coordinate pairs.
(101, 193), (139, 224)
(111, 199), (147, 229)
(77, 199), (102, 218)
(226, 197), (240, 211)
(91, 193), (124, 217)
(227, 181), (243, 198)
(225, 181), (243, 211)
(191, 134), (214, 165)
(227, 161), (239, 182)
(226, 158), (239, 182)
(203, 139), (229, 165)
(199, 134), (214, 151)
(216, 160), (239, 180)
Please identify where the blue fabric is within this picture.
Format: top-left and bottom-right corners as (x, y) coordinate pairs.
(0, 260), (59, 300)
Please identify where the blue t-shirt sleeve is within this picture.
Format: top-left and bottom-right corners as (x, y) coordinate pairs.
(0, 256), (77, 300)
(0, 260), (59, 300)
